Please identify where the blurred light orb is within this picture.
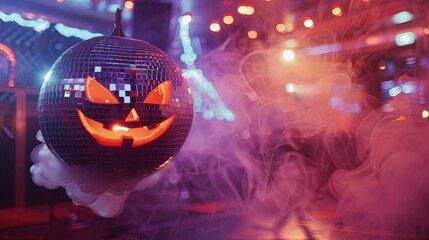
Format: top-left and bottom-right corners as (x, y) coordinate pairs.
(422, 110), (429, 119)
(247, 30), (258, 39)
(331, 6), (343, 16)
(237, 4), (254, 16)
(285, 83), (297, 93)
(246, 6), (255, 15)
(303, 18), (314, 28)
(241, 130), (251, 140)
(282, 49), (295, 62)
(124, 0), (134, 10)
(395, 31), (416, 46)
(276, 23), (286, 33)
(237, 5), (248, 15)
(38, 13), (193, 177)
(210, 21), (221, 32)
(223, 14), (234, 25)
(181, 13), (193, 24)
(379, 60), (386, 70)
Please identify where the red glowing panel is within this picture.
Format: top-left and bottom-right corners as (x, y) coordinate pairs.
(0, 43), (16, 87)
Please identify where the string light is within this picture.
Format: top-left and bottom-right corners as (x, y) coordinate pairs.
(0, 11), (102, 40)
(0, 11), (50, 32)
(55, 23), (103, 40)
(178, 15), (235, 121)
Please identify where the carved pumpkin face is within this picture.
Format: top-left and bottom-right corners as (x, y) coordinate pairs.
(38, 36), (193, 177)
(77, 76), (175, 148)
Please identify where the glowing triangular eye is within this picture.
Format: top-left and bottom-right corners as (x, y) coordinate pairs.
(144, 80), (172, 105)
(85, 76), (119, 104)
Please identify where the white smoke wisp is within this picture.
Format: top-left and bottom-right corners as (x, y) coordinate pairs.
(30, 130), (164, 218)
(115, 36), (385, 239)
(330, 92), (429, 238)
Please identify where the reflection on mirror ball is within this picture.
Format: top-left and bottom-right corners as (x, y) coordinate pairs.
(38, 12), (193, 177)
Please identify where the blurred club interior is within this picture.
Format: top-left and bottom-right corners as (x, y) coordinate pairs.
(1, 0), (429, 239)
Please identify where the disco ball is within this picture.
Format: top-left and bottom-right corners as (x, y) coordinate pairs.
(38, 10), (193, 176)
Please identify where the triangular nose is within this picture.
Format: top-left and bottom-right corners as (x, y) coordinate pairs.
(125, 108), (140, 122)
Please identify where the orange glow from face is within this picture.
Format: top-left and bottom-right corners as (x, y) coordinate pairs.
(79, 77), (175, 147)
(78, 110), (175, 147)
(124, 0), (134, 10)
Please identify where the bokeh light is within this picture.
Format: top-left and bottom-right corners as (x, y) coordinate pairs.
(223, 14), (234, 25)
(422, 110), (429, 119)
(247, 30), (258, 39)
(237, 4), (254, 16)
(285, 83), (296, 93)
(276, 23), (286, 33)
(181, 13), (193, 24)
(303, 17), (314, 28)
(395, 31), (416, 46)
(237, 5), (248, 15)
(246, 6), (255, 15)
(210, 21), (221, 32)
(282, 49), (295, 62)
(124, 0), (134, 10)
(331, 6), (342, 16)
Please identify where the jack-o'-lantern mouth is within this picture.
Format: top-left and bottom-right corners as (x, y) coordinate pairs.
(77, 109), (175, 147)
